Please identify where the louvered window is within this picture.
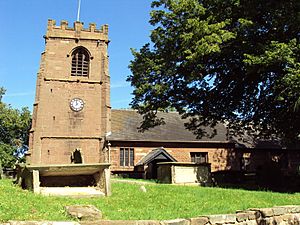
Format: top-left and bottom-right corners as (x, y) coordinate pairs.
(71, 48), (90, 77)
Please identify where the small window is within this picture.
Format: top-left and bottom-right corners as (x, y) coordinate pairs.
(241, 152), (251, 171)
(120, 148), (134, 167)
(71, 47), (90, 77)
(190, 152), (208, 164)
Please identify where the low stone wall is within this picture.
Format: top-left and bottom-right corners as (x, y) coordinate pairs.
(2, 205), (300, 225)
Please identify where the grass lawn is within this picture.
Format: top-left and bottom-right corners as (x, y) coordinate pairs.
(0, 178), (299, 222)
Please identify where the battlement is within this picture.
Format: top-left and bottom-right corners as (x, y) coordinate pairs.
(46, 19), (109, 41)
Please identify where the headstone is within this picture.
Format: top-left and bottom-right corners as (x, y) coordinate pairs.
(140, 185), (147, 193)
(65, 205), (102, 221)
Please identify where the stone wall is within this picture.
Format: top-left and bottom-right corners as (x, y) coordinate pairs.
(3, 205), (300, 225)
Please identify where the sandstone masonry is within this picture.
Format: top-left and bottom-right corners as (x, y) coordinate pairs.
(3, 205), (300, 225)
(27, 19), (111, 165)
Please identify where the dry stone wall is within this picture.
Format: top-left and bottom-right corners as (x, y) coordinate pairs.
(2, 205), (300, 225)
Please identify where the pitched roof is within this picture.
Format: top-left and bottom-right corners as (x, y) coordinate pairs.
(109, 109), (298, 149)
(136, 147), (177, 166)
(109, 109), (229, 143)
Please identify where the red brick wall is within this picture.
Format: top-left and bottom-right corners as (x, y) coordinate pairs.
(240, 149), (300, 174)
(110, 141), (239, 172)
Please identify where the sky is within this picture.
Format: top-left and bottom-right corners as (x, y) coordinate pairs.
(0, 0), (153, 111)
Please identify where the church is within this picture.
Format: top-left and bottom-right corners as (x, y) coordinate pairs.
(23, 19), (300, 193)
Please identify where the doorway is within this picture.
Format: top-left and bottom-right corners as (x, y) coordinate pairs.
(71, 149), (83, 164)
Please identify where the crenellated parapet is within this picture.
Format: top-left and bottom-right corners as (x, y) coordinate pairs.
(45, 19), (109, 42)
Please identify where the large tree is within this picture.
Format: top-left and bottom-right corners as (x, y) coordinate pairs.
(128, 0), (300, 144)
(0, 88), (31, 168)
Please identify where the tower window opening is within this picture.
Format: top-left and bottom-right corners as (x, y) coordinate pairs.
(71, 47), (90, 77)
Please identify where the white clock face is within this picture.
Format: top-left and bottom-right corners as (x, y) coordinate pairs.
(70, 98), (84, 112)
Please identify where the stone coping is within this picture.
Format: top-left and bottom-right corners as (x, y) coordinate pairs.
(24, 163), (111, 169)
(21, 163), (111, 176)
(2, 205), (300, 225)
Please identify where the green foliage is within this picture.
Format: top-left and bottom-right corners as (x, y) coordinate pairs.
(0, 144), (15, 169)
(0, 179), (300, 222)
(0, 88), (31, 168)
(128, 0), (300, 143)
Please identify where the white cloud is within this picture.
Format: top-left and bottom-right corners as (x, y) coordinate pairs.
(111, 82), (130, 89)
(5, 91), (35, 97)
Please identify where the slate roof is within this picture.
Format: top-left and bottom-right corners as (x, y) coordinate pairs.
(109, 109), (298, 149)
(136, 147), (177, 166)
(109, 109), (229, 143)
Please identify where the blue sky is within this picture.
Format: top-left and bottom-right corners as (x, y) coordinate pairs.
(0, 0), (152, 111)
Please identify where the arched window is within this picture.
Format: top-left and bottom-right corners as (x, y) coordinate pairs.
(71, 47), (90, 77)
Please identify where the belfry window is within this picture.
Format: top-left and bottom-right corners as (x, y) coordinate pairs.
(71, 47), (90, 77)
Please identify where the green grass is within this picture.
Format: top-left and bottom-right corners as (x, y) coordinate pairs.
(0, 178), (300, 222)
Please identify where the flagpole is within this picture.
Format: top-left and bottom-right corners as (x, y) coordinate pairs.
(77, 0), (81, 21)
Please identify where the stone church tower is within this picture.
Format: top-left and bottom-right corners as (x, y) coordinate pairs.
(27, 19), (111, 165)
